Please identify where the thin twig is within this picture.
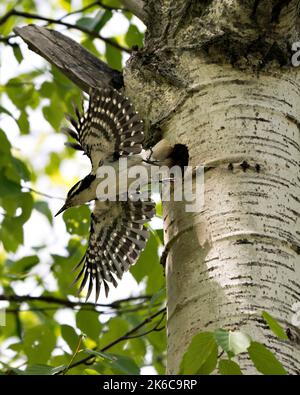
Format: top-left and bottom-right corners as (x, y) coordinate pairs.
(0, 9), (131, 53)
(21, 186), (65, 200)
(125, 310), (166, 339)
(64, 334), (85, 375)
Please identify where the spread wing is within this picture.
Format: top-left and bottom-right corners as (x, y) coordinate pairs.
(63, 88), (145, 172)
(72, 196), (156, 301)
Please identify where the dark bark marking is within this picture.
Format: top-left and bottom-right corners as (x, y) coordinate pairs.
(234, 239), (254, 245)
(240, 160), (251, 172)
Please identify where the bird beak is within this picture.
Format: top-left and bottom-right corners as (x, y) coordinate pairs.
(55, 204), (68, 217)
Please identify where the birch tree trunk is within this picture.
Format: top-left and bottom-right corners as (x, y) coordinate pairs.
(125, 0), (300, 374)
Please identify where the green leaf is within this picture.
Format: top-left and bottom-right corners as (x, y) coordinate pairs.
(76, 309), (102, 341)
(0, 314), (17, 338)
(45, 152), (61, 176)
(14, 192), (34, 224)
(81, 39), (100, 57)
(248, 341), (287, 375)
(61, 325), (79, 353)
(6, 77), (39, 110)
(0, 172), (20, 197)
(127, 337), (147, 366)
(149, 287), (166, 309)
(17, 110), (30, 134)
(77, 10), (113, 33)
(100, 317), (129, 354)
(83, 350), (140, 375)
(179, 332), (217, 374)
(76, 16), (96, 30)
(8, 255), (39, 274)
(110, 354), (140, 375)
(1, 196), (17, 217)
(214, 329), (251, 355)
(9, 342), (23, 353)
(147, 326), (166, 354)
(12, 157), (31, 181)
(218, 359), (243, 375)
(130, 232), (164, 293)
(34, 201), (53, 225)
(197, 341), (218, 374)
(83, 349), (116, 362)
(262, 311), (288, 340)
(125, 24), (144, 49)
(51, 239), (85, 298)
(42, 99), (64, 130)
(3, 165), (21, 184)
(0, 13), (16, 36)
(51, 66), (79, 99)
(0, 128), (12, 153)
(13, 364), (65, 375)
(59, 0), (71, 11)
(105, 41), (122, 71)
(0, 217), (24, 252)
(63, 205), (90, 236)
(94, 10), (113, 32)
(39, 81), (54, 98)
(24, 325), (56, 365)
(13, 45), (23, 64)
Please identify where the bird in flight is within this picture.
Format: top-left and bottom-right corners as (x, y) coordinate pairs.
(55, 87), (157, 302)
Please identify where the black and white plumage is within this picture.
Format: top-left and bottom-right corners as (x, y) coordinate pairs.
(63, 88), (145, 171)
(57, 87), (156, 301)
(72, 197), (155, 301)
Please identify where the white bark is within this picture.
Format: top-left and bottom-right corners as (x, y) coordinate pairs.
(163, 53), (300, 374)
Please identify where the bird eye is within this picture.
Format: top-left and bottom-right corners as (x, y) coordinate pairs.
(98, 160), (104, 167)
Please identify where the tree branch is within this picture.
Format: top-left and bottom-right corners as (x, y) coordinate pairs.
(13, 25), (123, 92)
(5, 303), (162, 316)
(0, 294), (151, 310)
(119, 0), (147, 23)
(0, 9), (14, 26)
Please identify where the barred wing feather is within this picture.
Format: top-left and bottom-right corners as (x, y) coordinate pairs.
(63, 88), (145, 171)
(72, 197), (156, 301)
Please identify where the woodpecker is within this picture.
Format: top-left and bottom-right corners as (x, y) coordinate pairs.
(56, 87), (158, 301)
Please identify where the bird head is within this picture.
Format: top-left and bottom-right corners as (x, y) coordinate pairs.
(55, 174), (96, 216)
